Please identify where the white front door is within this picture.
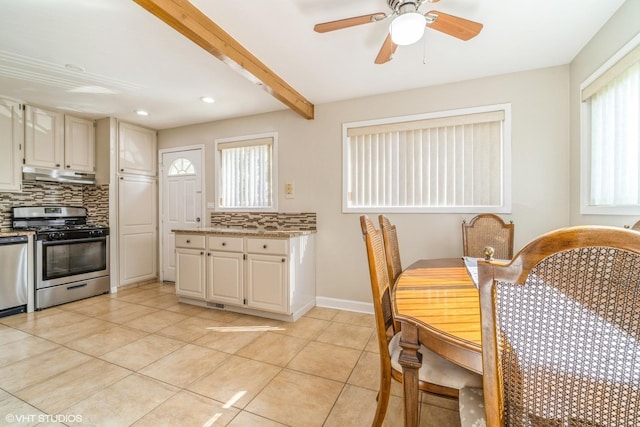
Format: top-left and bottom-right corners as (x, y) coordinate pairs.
(160, 148), (203, 282)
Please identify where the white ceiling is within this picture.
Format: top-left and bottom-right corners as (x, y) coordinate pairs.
(0, 0), (627, 130)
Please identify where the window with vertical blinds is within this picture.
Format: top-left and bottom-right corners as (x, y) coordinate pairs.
(215, 133), (277, 210)
(343, 104), (511, 213)
(580, 35), (640, 215)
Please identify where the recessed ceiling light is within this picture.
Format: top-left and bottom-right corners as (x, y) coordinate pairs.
(134, 109), (149, 116)
(65, 63), (86, 72)
(200, 96), (215, 104)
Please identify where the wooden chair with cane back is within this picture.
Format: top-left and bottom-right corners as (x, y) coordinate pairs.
(359, 215), (483, 426)
(378, 215), (403, 332)
(462, 214), (514, 260)
(476, 226), (640, 426)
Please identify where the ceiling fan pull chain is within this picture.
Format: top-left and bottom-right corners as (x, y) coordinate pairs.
(423, 35), (427, 64)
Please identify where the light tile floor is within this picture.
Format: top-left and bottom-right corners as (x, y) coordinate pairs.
(0, 282), (462, 427)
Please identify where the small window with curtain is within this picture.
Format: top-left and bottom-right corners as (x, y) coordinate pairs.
(580, 34), (640, 215)
(215, 133), (277, 211)
(343, 104), (511, 213)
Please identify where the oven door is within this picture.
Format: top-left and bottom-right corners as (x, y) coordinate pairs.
(36, 236), (110, 289)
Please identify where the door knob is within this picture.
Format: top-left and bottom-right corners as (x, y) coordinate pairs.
(196, 217), (201, 222)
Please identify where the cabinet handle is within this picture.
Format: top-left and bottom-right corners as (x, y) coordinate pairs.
(55, 163), (61, 167)
(120, 168), (124, 172)
(263, 244), (268, 249)
(119, 177), (123, 180)
(186, 239), (191, 243)
(222, 242), (226, 246)
(281, 258), (285, 263)
(200, 251), (204, 255)
(207, 252), (211, 256)
(66, 165), (70, 168)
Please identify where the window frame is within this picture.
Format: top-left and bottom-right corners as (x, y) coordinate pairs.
(342, 103), (512, 214)
(214, 132), (278, 212)
(580, 33), (640, 215)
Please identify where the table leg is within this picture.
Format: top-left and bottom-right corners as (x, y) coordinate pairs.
(398, 323), (422, 427)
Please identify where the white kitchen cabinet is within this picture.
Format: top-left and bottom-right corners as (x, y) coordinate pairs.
(245, 237), (289, 314)
(0, 98), (23, 192)
(207, 235), (244, 305)
(64, 115), (95, 172)
(118, 122), (157, 176)
(118, 174), (157, 285)
(246, 253), (288, 314)
(24, 105), (64, 169)
(174, 232), (316, 321)
(175, 234), (206, 299)
(24, 105), (95, 172)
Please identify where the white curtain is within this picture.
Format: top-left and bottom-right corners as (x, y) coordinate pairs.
(589, 62), (640, 206)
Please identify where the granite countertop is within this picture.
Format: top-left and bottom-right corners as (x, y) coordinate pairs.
(0, 229), (36, 238)
(172, 227), (316, 238)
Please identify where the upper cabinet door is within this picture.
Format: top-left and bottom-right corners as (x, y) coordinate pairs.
(64, 115), (95, 172)
(0, 98), (23, 192)
(118, 122), (157, 176)
(24, 105), (64, 168)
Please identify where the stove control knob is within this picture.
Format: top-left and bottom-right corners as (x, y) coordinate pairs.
(48, 232), (57, 240)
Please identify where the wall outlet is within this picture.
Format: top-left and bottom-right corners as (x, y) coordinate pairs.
(285, 182), (295, 199)
(207, 202), (215, 209)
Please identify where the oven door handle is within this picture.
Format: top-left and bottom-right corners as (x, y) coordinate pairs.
(41, 237), (107, 246)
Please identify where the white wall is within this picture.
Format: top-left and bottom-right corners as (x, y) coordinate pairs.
(569, 0), (640, 227)
(158, 65), (570, 309)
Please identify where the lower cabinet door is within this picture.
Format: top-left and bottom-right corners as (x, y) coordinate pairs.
(207, 251), (244, 305)
(175, 248), (206, 299)
(246, 254), (288, 314)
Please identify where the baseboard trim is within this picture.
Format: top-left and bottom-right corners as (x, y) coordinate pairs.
(315, 296), (374, 315)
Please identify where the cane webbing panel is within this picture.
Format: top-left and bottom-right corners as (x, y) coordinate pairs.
(380, 215), (403, 285)
(494, 247), (640, 426)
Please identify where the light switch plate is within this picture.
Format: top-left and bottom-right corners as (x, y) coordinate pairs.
(285, 182), (295, 199)
(207, 202), (215, 209)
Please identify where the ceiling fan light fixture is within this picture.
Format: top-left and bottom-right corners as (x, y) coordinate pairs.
(389, 11), (426, 46)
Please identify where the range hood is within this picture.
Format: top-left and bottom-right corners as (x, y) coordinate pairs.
(22, 166), (95, 185)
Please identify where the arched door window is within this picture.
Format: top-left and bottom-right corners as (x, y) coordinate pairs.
(168, 157), (195, 176)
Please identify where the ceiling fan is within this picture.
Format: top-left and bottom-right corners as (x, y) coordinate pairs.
(314, 0), (483, 64)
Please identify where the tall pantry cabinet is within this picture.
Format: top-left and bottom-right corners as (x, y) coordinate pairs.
(117, 122), (158, 286)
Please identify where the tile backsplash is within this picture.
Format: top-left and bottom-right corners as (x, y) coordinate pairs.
(0, 183), (109, 229)
(210, 212), (316, 230)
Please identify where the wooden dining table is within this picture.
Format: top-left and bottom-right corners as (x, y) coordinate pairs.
(391, 258), (483, 427)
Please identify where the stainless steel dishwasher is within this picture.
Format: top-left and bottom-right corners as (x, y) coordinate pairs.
(0, 235), (28, 317)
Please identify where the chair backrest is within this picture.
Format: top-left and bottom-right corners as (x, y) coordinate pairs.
(477, 226), (640, 427)
(462, 214), (514, 259)
(360, 216), (396, 361)
(379, 215), (402, 286)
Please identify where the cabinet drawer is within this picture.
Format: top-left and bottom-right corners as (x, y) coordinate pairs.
(247, 238), (288, 255)
(175, 234), (205, 249)
(208, 235), (244, 252)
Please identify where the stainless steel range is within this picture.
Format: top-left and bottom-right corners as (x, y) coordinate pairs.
(12, 206), (110, 310)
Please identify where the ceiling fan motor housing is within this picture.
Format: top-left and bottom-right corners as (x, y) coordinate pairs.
(388, 0), (420, 14)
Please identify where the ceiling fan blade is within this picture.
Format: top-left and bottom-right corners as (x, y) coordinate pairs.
(314, 13), (386, 33)
(425, 11), (483, 41)
(374, 34), (398, 64)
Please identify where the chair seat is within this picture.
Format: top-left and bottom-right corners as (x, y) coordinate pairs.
(389, 333), (483, 390)
(458, 387), (486, 427)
